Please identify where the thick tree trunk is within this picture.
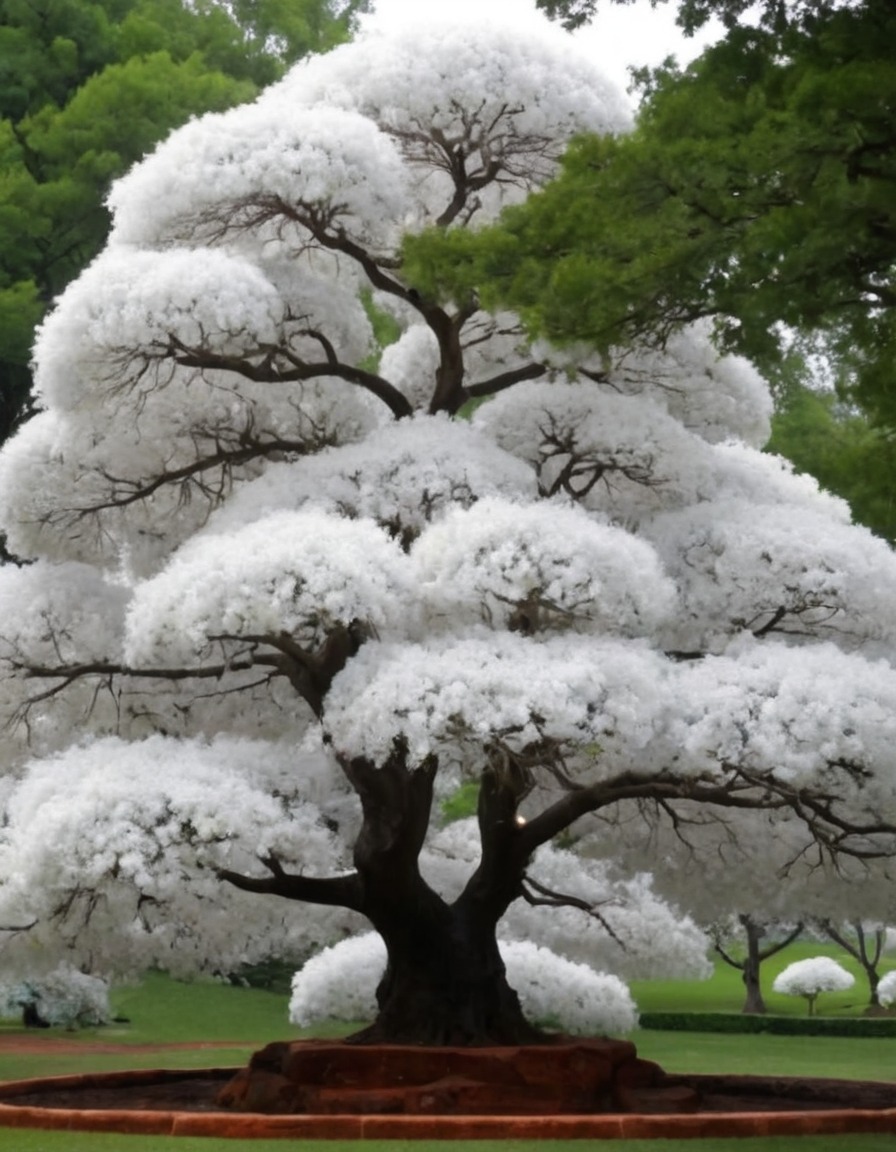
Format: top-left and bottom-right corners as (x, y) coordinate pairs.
(349, 901), (542, 1046)
(741, 957), (767, 1015)
(226, 739), (552, 1045)
(741, 919), (767, 1015)
(340, 740), (542, 1045)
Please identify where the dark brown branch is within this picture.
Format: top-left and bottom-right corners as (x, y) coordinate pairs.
(17, 657), (280, 684)
(213, 621), (371, 717)
(218, 854), (365, 912)
(168, 335), (413, 420)
(466, 361), (547, 399)
(521, 875), (627, 950)
(89, 435), (311, 512)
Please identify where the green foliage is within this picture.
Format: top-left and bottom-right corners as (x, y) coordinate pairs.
(440, 780), (481, 823)
(768, 381), (896, 543)
(358, 288), (403, 372)
(471, 2), (896, 423)
(0, 0), (367, 445)
(536, 0), (879, 36)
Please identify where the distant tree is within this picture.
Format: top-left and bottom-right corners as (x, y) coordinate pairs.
(712, 915), (803, 1015)
(772, 957), (855, 1016)
(813, 921), (889, 1010)
(537, 0), (872, 35)
(768, 380), (896, 544)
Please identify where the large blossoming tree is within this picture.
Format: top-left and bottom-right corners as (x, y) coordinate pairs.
(0, 17), (895, 1046)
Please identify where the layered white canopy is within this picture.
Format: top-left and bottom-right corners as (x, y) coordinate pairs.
(0, 18), (892, 1013)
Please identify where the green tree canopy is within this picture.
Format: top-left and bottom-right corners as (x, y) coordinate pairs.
(0, 0), (368, 443)
(537, 0), (865, 35)
(768, 371), (896, 543)
(416, 1), (895, 427)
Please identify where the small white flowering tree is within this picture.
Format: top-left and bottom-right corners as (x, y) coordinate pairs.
(711, 916), (804, 1015)
(0, 17), (895, 1046)
(772, 958), (855, 1016)
(0, 964), (110, 1029)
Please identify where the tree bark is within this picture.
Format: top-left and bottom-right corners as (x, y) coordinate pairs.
(816, 919), (884, 1009)
(349, 895), (542, 1045)
(339, 740), (542, 1045)
(713, 915), (803, 1015)
(741, 954), (767, 1015)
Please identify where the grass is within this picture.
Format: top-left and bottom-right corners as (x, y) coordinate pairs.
(630, 939), (896, 1018)
(1, 1136), (895, 1152)
(0, 1116), (893, 1152)
(0, 945), (892, 1150)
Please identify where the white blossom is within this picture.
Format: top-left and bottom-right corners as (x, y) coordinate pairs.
(124, 510), (415, 665)
(473, 380), (714, 523)
(412, 497), (676, 636)
(0, 965), (111, 1029)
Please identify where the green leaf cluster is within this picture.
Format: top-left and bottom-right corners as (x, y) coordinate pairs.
(486, 3), (896, 380)
(0, 0), (368, 443)
(459, 0), (896, 537)
(769, 377), (896, 543)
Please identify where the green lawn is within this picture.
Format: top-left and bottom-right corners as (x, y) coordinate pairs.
(630, 939), (896, 1017)
(0, 947), (891, 1151)
(0, 1135), (894, 1152)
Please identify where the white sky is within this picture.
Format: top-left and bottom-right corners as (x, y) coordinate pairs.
(359, 0), (721, 97)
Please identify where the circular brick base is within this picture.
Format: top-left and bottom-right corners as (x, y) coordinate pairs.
(0, 1044), (893, 1140)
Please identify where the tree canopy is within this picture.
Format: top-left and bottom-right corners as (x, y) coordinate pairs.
(423, 1), (895, 430)
(537, 0), (867, 34)
(0, 0), (368, 444)
(0, 17), (894, 1047)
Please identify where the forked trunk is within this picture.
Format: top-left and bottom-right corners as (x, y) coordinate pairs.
(341, 741), (543, 1045)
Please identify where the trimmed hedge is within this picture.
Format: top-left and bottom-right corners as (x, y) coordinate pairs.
(639, 1012), (896, 1037)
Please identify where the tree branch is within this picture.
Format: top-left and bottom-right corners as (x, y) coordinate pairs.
(218, 853), (365, 912)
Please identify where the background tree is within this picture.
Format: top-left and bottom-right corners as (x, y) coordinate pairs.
(0, 18), (895, 1049)
(422, 0), (895, 392)
(418, 0), (896, 539)
(711, 915), (803, 1015)
(537, 0), (874, 35)
(0, 0), (368, 445)
(772, 957), (855, 1016)
(812, 920), (889, 1010)
(767, 370), (896, 544)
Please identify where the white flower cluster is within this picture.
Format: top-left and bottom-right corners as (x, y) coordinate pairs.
(0, 964), (110, 1029)
(124, 510), (414, 666)
(0, 735), (357, 978)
